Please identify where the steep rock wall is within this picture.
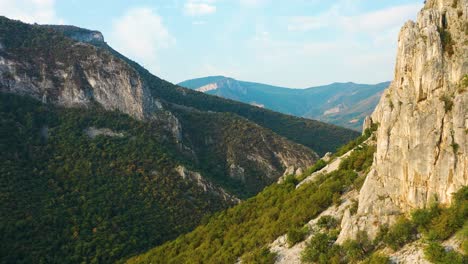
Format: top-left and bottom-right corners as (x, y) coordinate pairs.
(339, 0), (468, 242)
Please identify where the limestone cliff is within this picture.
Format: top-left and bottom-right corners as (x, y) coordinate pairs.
(0, 21), (160, 120)
(339, 0), (468, 242)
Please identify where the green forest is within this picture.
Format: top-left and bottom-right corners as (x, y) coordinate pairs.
(0, 93), (234, 263)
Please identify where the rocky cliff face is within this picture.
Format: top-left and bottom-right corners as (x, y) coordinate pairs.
(0, 23), (160, 120)
(339, 0), (467, 242)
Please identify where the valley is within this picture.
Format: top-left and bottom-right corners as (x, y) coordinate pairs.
(0, 0), (466, 263)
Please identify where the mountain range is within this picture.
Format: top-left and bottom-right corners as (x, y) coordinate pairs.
(179, 76), (390, 130)
(0, 16), (357, 263)
(1, 0), (466, 263)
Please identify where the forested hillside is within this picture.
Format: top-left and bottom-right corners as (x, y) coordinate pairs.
(0, 93), (234, 263)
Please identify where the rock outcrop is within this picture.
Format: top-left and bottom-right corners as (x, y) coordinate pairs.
(0, 31), (161, 120)
(175, 166), (240, 203)
(339, 0), (468, 242)
(44, 25), (105, 43)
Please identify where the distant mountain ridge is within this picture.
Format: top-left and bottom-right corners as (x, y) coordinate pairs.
(179, 76), (390, 130)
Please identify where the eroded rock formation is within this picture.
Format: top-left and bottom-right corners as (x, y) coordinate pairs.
(339, 0), (468, 242)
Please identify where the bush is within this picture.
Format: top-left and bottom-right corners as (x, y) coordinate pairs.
(427, 207), (465, 241)
(440, 94), (454, 112)
(353, 175), (366, 191)
(411, 204), (441, 232)
(460, 223), (468, 254)
(301, 233), (334, 263)
(334, 123), (378, 158)
(342, 231), (374, 262)
(287, 226), (309, 247)
(283, 174), (299, 186)
(382, 217), (416, 250)
(241, 247), (277, 264)
(304, 159), (327, 175)
(349, 199), (359, 216)
(317, 215), (339, 230)
(424, 242), (466, 264)
(438, 27), (454, 56)
(339, 144), (376, 172)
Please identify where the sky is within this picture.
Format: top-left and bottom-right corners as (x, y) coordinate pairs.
(1, 0), (424, 88)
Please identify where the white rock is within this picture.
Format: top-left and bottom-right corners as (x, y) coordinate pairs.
(339, 0), (468, 241)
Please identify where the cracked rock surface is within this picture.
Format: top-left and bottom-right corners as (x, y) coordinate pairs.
(339, 0), (468, 241)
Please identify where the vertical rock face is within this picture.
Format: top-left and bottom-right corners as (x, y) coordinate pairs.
(339, 0), (467, 241)
(0, 42), (160, 120)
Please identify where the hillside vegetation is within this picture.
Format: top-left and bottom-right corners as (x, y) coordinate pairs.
(130, 126), (467, 264)
(0, 93), (234, 263)
(128, 128), (378, 263)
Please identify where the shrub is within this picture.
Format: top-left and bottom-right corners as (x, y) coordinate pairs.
(459, 74), (468, 92)
(349, 199), (359, 216)
(353, 175), (366, 191)
(382, 217), (416, 250)
(342, 231), (374, 262)
(452, 142), (460, 154)
(424, 242), (466, 264)
(427, 206), (465, 241)
(411, 204), (441, 232)
(301, 233), (334, 263)
(460, 223), (468, 254)
(299, 159), (327, 180)
(440, 94), (454, 112)
(339, 144), (376, 172)
(333, 193), (342, 207)
(317, 215), (339, 230)
(334, 123), (378, 157)
(283, 174), (299, 186)
(287, 226), (309, 247)
(241, 247), (277, 264)
(439, 27), (454, 56)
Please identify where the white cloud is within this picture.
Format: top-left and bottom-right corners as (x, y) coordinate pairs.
(184, 0), (216, 16)
(109, 7), (175, 73)
(287, 3), (422, 35)
(0, 0), (63, 24)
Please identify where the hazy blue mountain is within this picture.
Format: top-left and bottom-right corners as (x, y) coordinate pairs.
(179, 77), (390, 130)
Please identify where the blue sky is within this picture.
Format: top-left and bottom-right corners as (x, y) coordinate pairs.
(2, 0), (423, 87)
